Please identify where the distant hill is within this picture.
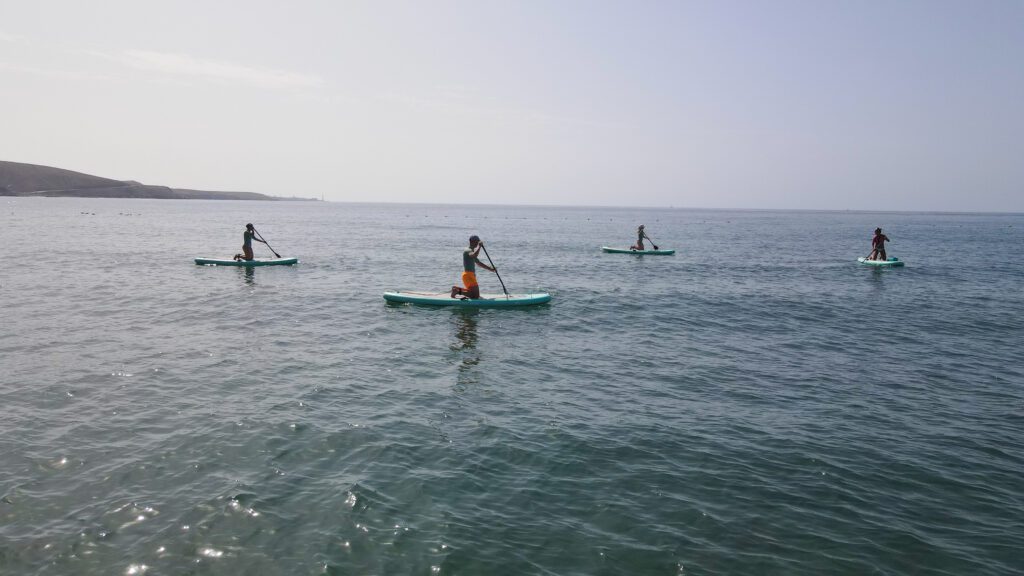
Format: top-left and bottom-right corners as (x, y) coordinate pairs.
(0, 160), (314, 201)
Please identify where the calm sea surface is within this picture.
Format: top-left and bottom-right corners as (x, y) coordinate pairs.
(1, 198), (1022, 575)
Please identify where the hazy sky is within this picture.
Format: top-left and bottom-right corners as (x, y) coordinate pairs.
(2, 1), (1022, 210)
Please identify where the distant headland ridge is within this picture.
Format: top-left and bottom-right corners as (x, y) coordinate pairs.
(0, 160), (316, 201)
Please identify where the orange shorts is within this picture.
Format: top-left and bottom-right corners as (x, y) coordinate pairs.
(461, 271), (478, 289)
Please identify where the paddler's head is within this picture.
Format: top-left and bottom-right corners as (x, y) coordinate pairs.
(246, 223), (255, 231)
(469, 235), (480, 248)
(875, 227), (882, 234)
(639, 224), (645, 231)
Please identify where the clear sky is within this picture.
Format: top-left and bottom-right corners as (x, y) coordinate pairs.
(2, 1), (1021, 210)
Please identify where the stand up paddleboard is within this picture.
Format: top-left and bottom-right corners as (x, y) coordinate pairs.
(383, 291), (551, 308)
(857, 257), (904, 267)
(601, 247), (675, 255)
(195, 257), (298, 267)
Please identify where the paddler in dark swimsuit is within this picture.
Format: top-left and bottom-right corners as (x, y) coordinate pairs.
(450, 235), (496, 299)
(868, 228), (890, 261)
(233, 223), (267, 261)
(630, 225), (650, 250)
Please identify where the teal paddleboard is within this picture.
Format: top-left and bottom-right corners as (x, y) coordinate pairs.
(857, 257), (904, 267)
(195, 257), (298, 267)
(383, 291), (551, 307)
(602, 246), (675, 255)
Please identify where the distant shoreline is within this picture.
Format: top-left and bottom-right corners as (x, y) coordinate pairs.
(0, 160), (318, 202)
(0, 189), (320, 201)
(4, 194), (320, 201)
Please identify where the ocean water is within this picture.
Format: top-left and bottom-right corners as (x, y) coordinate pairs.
(1, 198), (1022, 575)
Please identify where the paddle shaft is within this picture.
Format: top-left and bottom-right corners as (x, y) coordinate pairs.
(252, 227), (281, 258)
(642, 232), (659, 250)
(479, 243), (509, 297)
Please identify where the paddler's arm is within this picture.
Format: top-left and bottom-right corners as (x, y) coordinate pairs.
(473, 242), (495, 272)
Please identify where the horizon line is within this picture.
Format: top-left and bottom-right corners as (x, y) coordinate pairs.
(12, 195), (1020, 216)
(313, 199), (1024, 216)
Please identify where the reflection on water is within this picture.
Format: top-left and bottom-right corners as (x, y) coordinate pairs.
(865, 264), (892, 289)
(240, 266), (256, 285)
(451, 310), (480, 389)
(452, 311), (478, 351)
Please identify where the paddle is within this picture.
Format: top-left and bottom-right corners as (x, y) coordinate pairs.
(251, 226), (282, 258)
(642, 232), (660, 250)
(478, 242), (510, 298)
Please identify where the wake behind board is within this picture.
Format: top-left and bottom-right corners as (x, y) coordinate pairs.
(602, 246), (675, 255)
(383, 291), (551, 308)
(857, 257), (904, 267)
(195, 257), (298, 267)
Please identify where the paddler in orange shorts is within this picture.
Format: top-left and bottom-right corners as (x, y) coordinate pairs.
(450, 235), (496, 299)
